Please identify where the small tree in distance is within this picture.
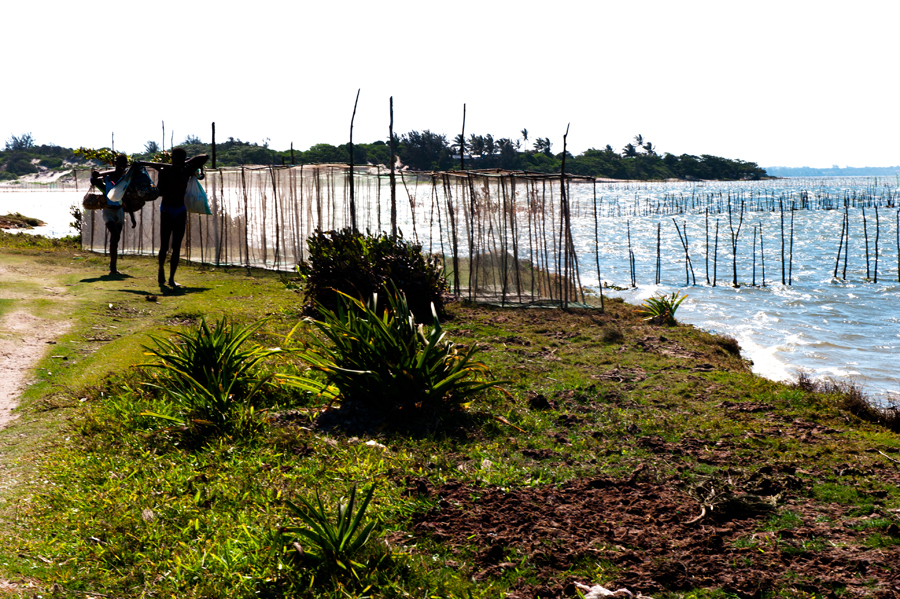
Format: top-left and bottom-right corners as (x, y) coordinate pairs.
(5, 133), (35, 151)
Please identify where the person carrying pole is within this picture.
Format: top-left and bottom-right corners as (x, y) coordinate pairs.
(90, 153), (137, 276)
(136, 148), (208, 288)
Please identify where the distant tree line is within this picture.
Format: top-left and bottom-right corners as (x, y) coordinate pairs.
(764, 165), (900, 178)
(2, 131), (769, 182)
(165, 131), (768, 181)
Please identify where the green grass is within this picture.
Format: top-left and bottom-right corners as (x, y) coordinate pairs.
(1, 239), (900, 597)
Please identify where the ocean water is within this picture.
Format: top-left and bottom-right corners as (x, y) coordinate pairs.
(566, 178), (900, 402)
(3, 178), (898, 402)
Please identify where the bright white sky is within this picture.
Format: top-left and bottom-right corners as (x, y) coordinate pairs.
(2, 0), (896, 168)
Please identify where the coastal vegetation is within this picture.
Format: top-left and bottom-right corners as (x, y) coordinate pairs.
(0, 237), (899, 598)
(2, 131), (767, 182)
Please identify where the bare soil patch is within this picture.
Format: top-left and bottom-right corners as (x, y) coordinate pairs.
(0, 311), (70, 430)
(406, 475), (900, 598)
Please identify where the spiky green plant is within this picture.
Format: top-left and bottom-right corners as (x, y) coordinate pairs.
(282, 484), (378, 577)
(140, 316), (283, 431)
(636, 291), (687, 326)
(291, 289), (504, 413)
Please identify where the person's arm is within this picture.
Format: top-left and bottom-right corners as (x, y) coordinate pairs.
(130, 211), (137, 228)
(90, 167), (115, 188)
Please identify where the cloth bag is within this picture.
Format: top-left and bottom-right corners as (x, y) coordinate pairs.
(184, 175), (211, 215)
(106, 168), (134, 206)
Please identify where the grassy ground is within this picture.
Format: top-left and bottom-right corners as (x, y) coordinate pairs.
(0, 234), (899, 598)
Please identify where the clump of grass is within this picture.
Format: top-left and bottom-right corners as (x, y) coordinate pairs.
(599, 323), (624, 344)
(716, 335), (742, 356)
(794, 373), (900, 433)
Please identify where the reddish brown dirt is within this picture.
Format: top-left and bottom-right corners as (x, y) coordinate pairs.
(403, 474), (900, 598)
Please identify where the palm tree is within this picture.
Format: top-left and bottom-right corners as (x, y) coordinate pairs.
(451, 133), (467, 154)
(622, 143), (638, 158)
(521, 128), (529, 146)
(484, 134), (496, 156)
(634, 134), (644, 147)
(468, 134), (485, 156)
(642, 142), (657, 156)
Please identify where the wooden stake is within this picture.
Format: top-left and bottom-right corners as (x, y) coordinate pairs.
(760, 222), (766, 287)
(780, 199), (785, 285)
(789, 201), (795, 285)
(460, 104), (466, 172)
(592, 181), (604, 310)
(389, 96), (397, 238)
(874, 205), (880, 283)
(713, 218), (719, 287)
(834, 206), (846, 278)
(211, 122), (216, 169)
(349, 88), (360, 231)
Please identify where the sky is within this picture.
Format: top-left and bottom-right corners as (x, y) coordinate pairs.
(2, 0), (897, 168)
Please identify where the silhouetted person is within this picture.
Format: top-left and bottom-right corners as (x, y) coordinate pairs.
(138, 148), (208, 288)
(90, 153), (136, 275)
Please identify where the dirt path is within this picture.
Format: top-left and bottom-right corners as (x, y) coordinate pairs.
(0, 311), (70, 431)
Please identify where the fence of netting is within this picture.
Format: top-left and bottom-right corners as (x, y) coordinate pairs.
(81, 165), (596, 306)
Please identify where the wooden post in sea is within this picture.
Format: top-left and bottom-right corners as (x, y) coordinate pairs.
(655, 222), (661, 285)
(834, 207), (846, 278)
(713, 218), (719, 287)
(789, 201), (795, 285)
(780, 199), (786, 285)
(752, 225), (757, 286)
(211, 122), (216, 169)
(705, 208), (710, 284)
(592, 180), (604, 310)
(874, 205), (880, 283)
(863, 206), (870, 279)
(760, 222), (766, 287)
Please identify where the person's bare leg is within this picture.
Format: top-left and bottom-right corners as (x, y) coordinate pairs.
(168, 214), (186, 287)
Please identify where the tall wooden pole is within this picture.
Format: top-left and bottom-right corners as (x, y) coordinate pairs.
(389, 96), (397, 238)
(560, 123), (570, 308)
(211, 122), (217, 169)
(349, 88), (360, 231)
(460, 103), (466, 171)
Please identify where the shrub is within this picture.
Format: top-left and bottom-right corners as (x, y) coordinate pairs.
(6, 157), (38, 176)
(141, 316), (284, 433)
(292, 289), (503, 414)
(298, 228), (447, 321)
(636, 291), (687, 325)
(41, 157), (63, 168)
